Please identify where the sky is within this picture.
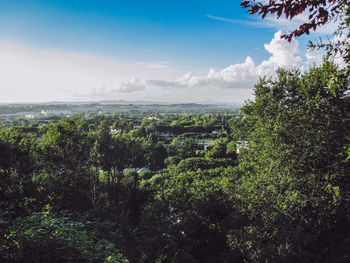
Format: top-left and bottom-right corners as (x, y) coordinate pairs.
(0, 0), (337, 103)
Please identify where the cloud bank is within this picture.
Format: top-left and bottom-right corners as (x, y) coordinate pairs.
(116, 31), (304, 93)
(0, 41), (180, 102)
(0, 31), (329, 103)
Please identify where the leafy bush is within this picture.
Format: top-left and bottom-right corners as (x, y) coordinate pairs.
(0, 206), (128, 263)
(176, 157), (235, 172)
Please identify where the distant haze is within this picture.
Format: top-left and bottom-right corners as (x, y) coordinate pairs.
(0, 1), (332, 103)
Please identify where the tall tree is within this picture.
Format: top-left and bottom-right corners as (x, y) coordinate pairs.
(0, 128), (37, 215)
(228, 61), (350, 261)
(35, 117), (93, 211)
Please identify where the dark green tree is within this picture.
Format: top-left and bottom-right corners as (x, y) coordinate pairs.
(228, 61), (350, 262)
(34, 117), (93, 211)
(0, 127), (38, 216)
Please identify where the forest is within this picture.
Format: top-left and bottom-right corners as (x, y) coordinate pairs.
(1, 60), (349, 262)
(1, 0), (350, 262)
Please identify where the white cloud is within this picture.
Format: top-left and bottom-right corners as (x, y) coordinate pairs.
(305, 48), (324, 66)
(305, 34), (347, 69)
(257, 31), (301, 75)
(206, 12), (338, 35)
(262, 14), (338, 35)
(205, 14), (243, 24)
(0, 30), (332, 103)
(141, 57), (256, 90)
(0, 41), (180, 102)
(118, 31), (305, 94)
(117, 78), (147, 93)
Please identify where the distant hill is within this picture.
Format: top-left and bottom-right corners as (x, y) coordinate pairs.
(0, 100), (242, 116)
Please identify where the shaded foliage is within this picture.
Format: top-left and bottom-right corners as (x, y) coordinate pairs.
(227, 61), (350, 262)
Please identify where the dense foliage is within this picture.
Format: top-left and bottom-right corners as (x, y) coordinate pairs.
(228, 61), (350, 262)
(1, 60), (350, 262)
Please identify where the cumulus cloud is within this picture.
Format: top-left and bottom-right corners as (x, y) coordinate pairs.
(0, 30), (333, 103)
(118, 78), (147, 93)
(143, 57), (256, 90)
(0, 41), (180, 102)
(88, 78), (148, 101)
(257, 31), (301, 75)
(305, 48), (324, 66)
(118, 31), (305, 93)
(305, 34), (347, 68)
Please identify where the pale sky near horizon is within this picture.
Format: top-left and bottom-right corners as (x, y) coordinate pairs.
(0, 0), (337, 103)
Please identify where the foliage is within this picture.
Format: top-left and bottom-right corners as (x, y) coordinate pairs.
(241, 0), (345, 41)
(34, 118), (94, 211)
(0, 128), (38, 216)
(0, 206), (128, 263)
(1, 74), (349, 263)
(241, 0), (350, 65)
(169, 138), (203, 159)
(227, 61), (350, 262)
(176, 157), (235, 172)
(205, 137), (237, 159)
(151, 166), (243, 262)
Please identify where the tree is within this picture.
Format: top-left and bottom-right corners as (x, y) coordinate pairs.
(227, 61), (350, 261)
(241, 0), (346, 41)
(0, 127), (38, 215)
(181, 138), (203, 159)
(0, 206), (128, 263)
(143, 141), (168, 170)
(35, 118), (93, 211)
(241, 0), (350, 63)
(205, 137), (237, 159)
(150, 166), (242, 262)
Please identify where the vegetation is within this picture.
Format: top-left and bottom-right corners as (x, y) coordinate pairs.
(1, 58), (349, 262)
(241, 0), (345, 40)
(2, 2), (350, 260)
(241, 0), (350, 63)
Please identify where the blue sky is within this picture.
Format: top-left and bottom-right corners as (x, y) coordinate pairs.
(0, 0), (334, 103)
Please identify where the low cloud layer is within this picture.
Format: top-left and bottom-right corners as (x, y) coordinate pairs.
(0, 41), (180, 102)
(0, 31), (329, 103)
(116, 31), (304, 93)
